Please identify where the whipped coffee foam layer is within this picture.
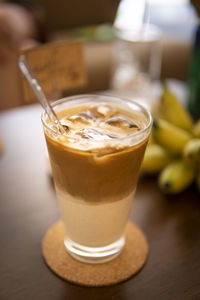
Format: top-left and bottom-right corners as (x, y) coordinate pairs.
(49, 102), (147, 151)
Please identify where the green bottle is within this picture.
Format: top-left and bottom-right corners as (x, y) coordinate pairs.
(188, 24), (200, 118)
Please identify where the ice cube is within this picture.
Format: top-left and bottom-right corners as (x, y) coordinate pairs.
(60, 119), (73, 131)
(90, 104), (115, 118)
(61, 124), (70, 131)
(75, 128), (116, 140)
(69, 111), (96, 124)
(105, 116), (139, 130)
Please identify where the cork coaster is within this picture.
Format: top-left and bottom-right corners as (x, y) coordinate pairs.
(42, 221), (149, 286)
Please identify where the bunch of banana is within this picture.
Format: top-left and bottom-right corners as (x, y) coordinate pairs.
(193, 120), (200, 138)
(141, 84), (200, 194)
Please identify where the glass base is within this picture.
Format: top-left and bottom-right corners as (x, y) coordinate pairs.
(64, 236), (125, 264)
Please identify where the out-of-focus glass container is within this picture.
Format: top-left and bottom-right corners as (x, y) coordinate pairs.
(111, 24), (162, 110)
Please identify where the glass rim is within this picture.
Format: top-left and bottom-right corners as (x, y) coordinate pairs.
(41, 93), (153, 142)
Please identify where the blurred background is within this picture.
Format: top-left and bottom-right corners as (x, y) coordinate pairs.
(0, 0), (199, 112)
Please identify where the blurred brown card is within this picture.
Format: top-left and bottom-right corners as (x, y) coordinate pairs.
(21, 40), (86, 104)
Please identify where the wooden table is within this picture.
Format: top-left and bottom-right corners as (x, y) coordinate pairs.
(0, 104), (200, 300)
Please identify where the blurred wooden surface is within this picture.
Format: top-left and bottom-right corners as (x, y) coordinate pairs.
(0, 104), (200, 300)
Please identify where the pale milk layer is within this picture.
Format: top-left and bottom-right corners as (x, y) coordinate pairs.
(56, 187), (135, 247)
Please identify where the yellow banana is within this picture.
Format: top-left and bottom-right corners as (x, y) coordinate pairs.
(153, 119), (192, 155)
(158, 160), (195, 194)
(142, 144), (172, 174)
(183, 139), (200, 165)
(158, 85), (193, 132)
(193, 120), (200, 138)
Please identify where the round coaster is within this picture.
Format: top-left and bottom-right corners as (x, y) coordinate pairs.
(42, 221), (149, 286)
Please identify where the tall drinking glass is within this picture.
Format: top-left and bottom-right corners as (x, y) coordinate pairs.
(42, 94), (152, 263)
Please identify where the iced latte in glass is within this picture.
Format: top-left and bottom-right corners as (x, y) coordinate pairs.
(42, 94), (152, 263)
